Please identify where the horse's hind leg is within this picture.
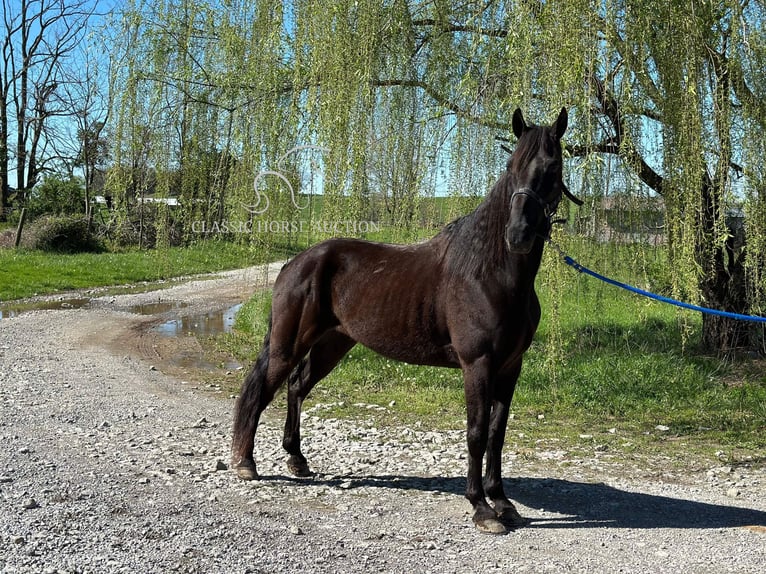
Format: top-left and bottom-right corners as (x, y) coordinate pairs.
(231, 317), (303, 480)
(283, 330), (355, 477)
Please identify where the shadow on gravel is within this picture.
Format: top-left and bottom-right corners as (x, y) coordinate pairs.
(261, 473), (766, 530)
(508, 477), (766, 530)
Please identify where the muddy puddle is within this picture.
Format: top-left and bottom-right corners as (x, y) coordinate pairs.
(128, 301), (189, 315)
(1, 296), (244, 371)
(150, 303), (242, 338)
(0, 298), (91, 319)
(1, 297), (240, 338)
(143, 303), (244, 373)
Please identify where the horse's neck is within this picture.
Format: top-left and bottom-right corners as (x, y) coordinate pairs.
(478, 179), (545, 290)
(502, 238), (545, 294)
(439, 177), (551, 285)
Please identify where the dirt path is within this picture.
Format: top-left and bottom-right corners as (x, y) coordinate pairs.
(1, 264), (765, 573)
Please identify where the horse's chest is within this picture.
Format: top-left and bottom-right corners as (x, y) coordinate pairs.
(495, 301), (540, 356)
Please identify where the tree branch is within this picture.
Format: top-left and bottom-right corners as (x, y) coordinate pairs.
(411, 18), (508, 38)
(587, 70), (665, 195)
(374, 78), (511, 131)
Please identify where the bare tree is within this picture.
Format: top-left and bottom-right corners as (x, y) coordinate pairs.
(0, 0), (102, 220)
(53, 44), (111, 225)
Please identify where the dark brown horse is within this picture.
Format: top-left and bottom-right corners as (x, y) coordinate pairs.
(232, 107), (580, 534)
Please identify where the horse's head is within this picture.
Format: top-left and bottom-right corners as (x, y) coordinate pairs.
(504, 107), (581, 254)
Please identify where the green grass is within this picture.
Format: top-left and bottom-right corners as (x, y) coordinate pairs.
(222, 245), (766, 457)
(0, 240), (290, 301)
(524, 289), (766, 447)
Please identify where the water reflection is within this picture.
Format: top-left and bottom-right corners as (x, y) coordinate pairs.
(128, 301), (189, 315)
(152, 303), (243, 337)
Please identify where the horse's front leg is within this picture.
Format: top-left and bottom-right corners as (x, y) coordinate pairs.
(484, 365), (526, 528)
(463, 355), (506, 534)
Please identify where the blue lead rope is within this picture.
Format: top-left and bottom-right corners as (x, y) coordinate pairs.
(559, 251), (766, 324)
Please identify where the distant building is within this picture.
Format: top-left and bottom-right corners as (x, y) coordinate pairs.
(580, 195), (666, 246)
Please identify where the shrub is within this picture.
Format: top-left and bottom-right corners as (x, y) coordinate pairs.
(104, 204), (182, 248)
(27, 176), (85, 218)
(22, 215), (103, 253)
(0, 228), (15, 248)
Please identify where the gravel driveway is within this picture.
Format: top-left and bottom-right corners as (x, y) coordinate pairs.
(1, 265), (765, 573)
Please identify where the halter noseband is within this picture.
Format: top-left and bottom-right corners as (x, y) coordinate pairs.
(511, 186), (558, 219)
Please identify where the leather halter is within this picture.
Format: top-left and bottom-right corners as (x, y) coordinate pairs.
(510, 186), (559, 219)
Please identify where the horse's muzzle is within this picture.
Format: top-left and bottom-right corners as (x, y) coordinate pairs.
(505, 224), (535, 254)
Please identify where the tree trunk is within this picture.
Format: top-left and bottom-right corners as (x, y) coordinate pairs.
(701, 314), (750, 354)
(0, 94), (8, 222)
(698, 214), (750, 354)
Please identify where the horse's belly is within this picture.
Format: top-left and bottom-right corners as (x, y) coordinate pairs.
(367, 343), (459, 368)
(333, 278), (455, 366)
(346, 326), (458, 368)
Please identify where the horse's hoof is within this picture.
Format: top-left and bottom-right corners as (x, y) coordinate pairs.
(494, 501), (528, 527)
(286, 455), (313, 478)
(474, 517), (507, 535)
(233, 459), (258, 481)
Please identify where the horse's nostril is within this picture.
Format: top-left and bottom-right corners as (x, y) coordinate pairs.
(505, 223), (535, 254)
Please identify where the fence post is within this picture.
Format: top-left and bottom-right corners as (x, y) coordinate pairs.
(14, 208), (26, 248)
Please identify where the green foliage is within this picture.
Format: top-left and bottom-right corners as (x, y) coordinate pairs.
(106, 203), (183, 249)
(27, 176), (85, 218)
(22, 215), (102, 253)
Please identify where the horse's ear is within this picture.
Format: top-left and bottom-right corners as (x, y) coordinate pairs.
(553, 107), (568, 140)
(512, 108), (526, 139)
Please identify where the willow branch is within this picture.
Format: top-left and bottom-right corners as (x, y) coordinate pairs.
(411, 18), (508, 38)
(373, 78), (511, 131)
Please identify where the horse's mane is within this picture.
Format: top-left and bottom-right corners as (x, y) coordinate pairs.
(438, 173), (512, 278)
(438, 125), (549, 278)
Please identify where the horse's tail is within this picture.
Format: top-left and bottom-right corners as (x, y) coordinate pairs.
(231, 311), (273, 459)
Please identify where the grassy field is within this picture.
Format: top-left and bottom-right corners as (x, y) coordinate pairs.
(219, 241), (766, 459)
(0, 240), (296, 301)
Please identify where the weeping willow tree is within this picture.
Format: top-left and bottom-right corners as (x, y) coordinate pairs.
(106, 0), (766, 354)
(591, 0), (766, 353)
